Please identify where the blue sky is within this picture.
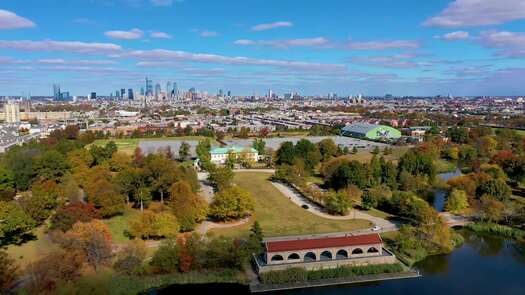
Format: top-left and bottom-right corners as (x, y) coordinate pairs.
(1, 0), (525, 96)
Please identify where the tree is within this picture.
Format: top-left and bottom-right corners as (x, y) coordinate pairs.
(33, 150), (70, 182)
(129, 210), (179, 239)
(196, 139), (211, 164)
(179, 141), (191, 161)
(447, 126), (469, 144)
(476, 178), (511, 201)
(3, 145), (41, 191)
(208, 166), (234, 191)
(150, 238), (180, 273)
(479, 195), (504, 223)
(209, 186), (255, 221)
(445, 189), (469, 213)
(252, 139), (266, 155)
(325, 191), (351, 215)
(169, 181), (208, 231)
(25, 250), (84, 294)
(0, 201), (36, 246)
(317, 138), (338, 161)
(245, 221), (264, 256)
(371, 146), (380, 155)
(295, 139), (321, 171)
(275, 142), (296, 166)
(327, 160), (367, 190)
(85, 176), (125, 217)
(18, 191), (57, 224)
(0, 249), (18, 294)
(0, 166), (15, 201)
(61, 220), (113, 270)
(50, 202), (100, 232)
(113, 239), (146, 275)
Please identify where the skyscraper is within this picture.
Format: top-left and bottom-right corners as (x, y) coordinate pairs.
(173, 82), (178, 97)
(53, 84), (61, 101)
(128, 88), (134, 100)
(155, 83), (161, 97)
(120, 88), (125, 98)
(90, 92), (97, 100)
(145, 77), (153, 96)
(166, 82), (172, 97)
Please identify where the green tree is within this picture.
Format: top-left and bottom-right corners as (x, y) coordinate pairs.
(0, 166), (15, 201)
(209, 186), (255, 221)
(179, 141), (191, 161)
(150, 238), (180, 273)
(317, 138), (339, 161)
(245, 221), (264, 256)
(275, 142), (296, 166)
(208, 166), (234, 191)
(325, 191), (351, 215)
(479, 195), (504, 222)
(327, 160), (367, 190)
(445, 189), (469, 213)
(295, 139), (321, 171)
(196, 139), (212, 164)
(34, 150), (70, 182)
(252, 138), (266, 155)
(0, 201), (36, 245)
(476, 178), (511, 201)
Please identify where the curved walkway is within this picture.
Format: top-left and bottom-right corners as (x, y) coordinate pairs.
(272, 182), (399, 233)
(195, 218), (250, 235)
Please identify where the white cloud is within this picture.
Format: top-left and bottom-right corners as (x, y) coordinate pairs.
(350, 54), (428, 69)
(150, 31), (172, 39)
(251, 21), (293, 31)
(0, 9), (35, 29)
(234, 37), (330, 48)
(36, 59), (117, 65)
(0, 40), (122, 54)
(105, 28), (144, 40)
(423, 0), (525, 27)
(200, 30), (218, 37)
(477, 30), (525, 57)
(123, 49), (346, 72)
(344, 39), (421, 50)
(436, 31), (470, 41)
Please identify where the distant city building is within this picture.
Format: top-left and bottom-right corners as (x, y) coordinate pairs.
(145, 78), (153, 96)
(53, 84), (61, 101)
(155, 83), (161, 97)
(128, 88), (134, 100)
(140, 87), (145, 96)
(4, 102), (20, 123)
(227, 90), (231, 97)
(90, 92), (97, 100)
(120, 88), (125, 98)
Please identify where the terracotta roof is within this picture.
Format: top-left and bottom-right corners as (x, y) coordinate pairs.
(265, 234), (382, 252)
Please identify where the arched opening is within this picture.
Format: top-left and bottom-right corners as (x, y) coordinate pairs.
(304, 252), (316, 262)
(336, 249), (348, 259)
(320, 250), (333, 261)
(271, 255), (284, 262)
(367, 247), (379, 253)
(287, 253), (300, 260)
(351, 248), (364, 255)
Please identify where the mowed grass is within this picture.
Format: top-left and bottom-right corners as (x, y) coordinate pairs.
(5, 225), (60, 269)
(103, 208), (139, 244)
(208, 172), (372, 239)
(90, 136), (216, 154)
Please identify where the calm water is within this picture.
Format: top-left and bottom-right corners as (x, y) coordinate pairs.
(152, 232), (525, 295)
(432, 169), (463, 212)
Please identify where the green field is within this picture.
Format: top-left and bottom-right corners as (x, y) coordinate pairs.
(103, 208), (139, 244)
(90, 136), (216, 154)
(208, 172), (372, 238)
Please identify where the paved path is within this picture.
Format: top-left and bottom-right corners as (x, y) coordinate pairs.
(195, 218), (250, 235)
(272, 182), (399, 233)
(439, 212), (472, 227)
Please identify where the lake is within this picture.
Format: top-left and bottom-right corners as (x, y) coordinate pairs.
(151, 232), (525, 295)
(432, 169), (463, 212)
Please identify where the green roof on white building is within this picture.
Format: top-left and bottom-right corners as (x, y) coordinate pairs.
(210, 146), (258, 154)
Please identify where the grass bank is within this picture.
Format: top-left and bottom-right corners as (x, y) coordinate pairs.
(464, 222), (525, 241)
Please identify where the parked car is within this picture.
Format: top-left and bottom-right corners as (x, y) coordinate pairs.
(301, 204), (309, 209)
(372, 225), (382, 231)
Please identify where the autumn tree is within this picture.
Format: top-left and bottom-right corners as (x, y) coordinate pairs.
(128, 210), (179, 239)
(50, 202), (100, 232)
(169, 181), (208, 231)
(445, 189), (469, 213)
(317, 138), (339, 162)
(209, 186), (255, 221)
(325, 191), (351, 215)
(179, 141), (191, 161)
(113, 239), (146, 275)
(208, 166), (234, 191)
(60, 220), (113, 270)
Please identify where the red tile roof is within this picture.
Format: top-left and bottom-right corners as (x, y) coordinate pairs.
(266, 233), (382, 252)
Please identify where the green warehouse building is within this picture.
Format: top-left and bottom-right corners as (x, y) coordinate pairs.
(341, 123), (401, 141)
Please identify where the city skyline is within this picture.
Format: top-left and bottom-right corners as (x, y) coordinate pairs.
(1, 0), (525, 96)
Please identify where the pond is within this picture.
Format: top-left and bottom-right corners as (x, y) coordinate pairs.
(150, 232), (525, 295)
(432, 169), (463, 212)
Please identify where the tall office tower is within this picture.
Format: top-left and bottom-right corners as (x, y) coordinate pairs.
(218, 89), (223, 97)
(227, 90), (231, 97)
(53, 84), (61, 100)
(166, 82), (172, 97)
(62, 91), (70, 100)
(128, 89), (134, 100)
(4, 102), (20, 123)
(140, 87), (145, 96)
(116, 90), (120, 99)
(154, 83), (161, 98)
(145, 77), (153, 96)
(268, 89), (273, 98)
(90, 92), (97, 100)
(173, 82), (178, 97)
(120, 88), (126, 98)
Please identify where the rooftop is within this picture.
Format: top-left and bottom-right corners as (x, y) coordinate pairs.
(210, 146), (257, 154)
(265, 233), (382, 252)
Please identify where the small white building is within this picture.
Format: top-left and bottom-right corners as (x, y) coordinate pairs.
(209, 146), (258, 165)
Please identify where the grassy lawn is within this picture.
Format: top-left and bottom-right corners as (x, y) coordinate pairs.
(103, 208), (139, 244)
(90, 136), (216, 154)
(364, 208), (393, 219)
(208, 172), (372, 239)
(5, 225), (60, 269)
